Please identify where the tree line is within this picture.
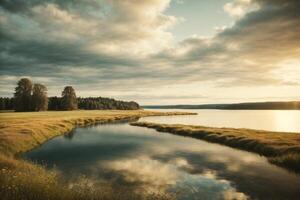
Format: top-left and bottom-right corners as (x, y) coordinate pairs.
(47, 97), (139, 110)
(77, 97), (139, 110)
(0, 78), (139, 111)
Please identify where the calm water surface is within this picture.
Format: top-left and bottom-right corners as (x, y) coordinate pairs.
(144, 109), (300, 133)
(24, 121), (300, 200)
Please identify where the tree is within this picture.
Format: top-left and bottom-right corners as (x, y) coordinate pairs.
(0, 98), (5, 110)
(61, 86), (78, 110)
(48, 96), (61, 110)
(32, 83), (48, 111)
(0, 97), (14, 110)
(14, 78), (33, 112)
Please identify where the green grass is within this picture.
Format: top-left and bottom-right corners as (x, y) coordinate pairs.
(131, 122), (300, 173)
(0, 110), (194, 200)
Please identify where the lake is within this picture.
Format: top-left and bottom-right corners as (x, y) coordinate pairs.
(144, 109), (300, 133)
(24, 113), (300, 200)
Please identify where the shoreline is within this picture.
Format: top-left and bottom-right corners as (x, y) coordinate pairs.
(0, 110), (195, 156)
(0, 110), (194, 200)
(130, 121), (300, 173)
(0, 110), (299, 199)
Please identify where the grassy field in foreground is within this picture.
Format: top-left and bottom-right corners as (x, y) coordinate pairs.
(0, 110), (193, 200)
(131, 122), (300, 173)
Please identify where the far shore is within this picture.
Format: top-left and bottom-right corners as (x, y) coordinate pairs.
(142, 101), (300, 110)
(131, 121), (300, 173)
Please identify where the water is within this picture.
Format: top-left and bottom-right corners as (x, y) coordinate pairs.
(144, 109), (300, 133)
(24, 121), (300, 200)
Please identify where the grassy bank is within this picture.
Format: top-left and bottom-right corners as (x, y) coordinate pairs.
(131, 122), (300, 173)
(0, 110), (194, 200)
(0, 154), (177, 200)
(0, 110), (194, 156)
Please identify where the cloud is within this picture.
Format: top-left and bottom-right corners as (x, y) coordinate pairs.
(0, 0), (299, 103)
(223, 0), (258, 17)
(105, 156), (179, 192)
(104, 155), (248, 199)
(154, 0), (300, 86)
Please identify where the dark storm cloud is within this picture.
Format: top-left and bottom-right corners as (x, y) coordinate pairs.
(0, 32), (138, 72)
(0, 0), (102, 13)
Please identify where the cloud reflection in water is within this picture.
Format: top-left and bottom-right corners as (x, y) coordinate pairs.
(24, 123), (300, 200)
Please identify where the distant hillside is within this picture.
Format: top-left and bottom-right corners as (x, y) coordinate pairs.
(143, 101), (300, 110)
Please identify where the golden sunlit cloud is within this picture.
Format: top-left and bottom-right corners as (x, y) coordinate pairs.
(0, 0), (299, 104)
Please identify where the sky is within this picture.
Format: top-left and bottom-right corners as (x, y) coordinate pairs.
(0, 0), (299, 105)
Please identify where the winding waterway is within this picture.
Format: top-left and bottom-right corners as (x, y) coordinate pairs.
(24, 112), (300, 200)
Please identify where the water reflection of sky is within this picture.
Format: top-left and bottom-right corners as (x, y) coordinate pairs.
(24, 123), (300, 200)
(143, 109), (300, 133)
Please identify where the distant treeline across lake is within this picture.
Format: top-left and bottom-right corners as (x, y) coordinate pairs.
(143, 101), (300, 110)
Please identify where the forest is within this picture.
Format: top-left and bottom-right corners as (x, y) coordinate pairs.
(0, 78), (139, 111)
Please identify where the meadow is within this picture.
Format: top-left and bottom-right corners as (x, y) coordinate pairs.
(0, 110), (193, 200)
